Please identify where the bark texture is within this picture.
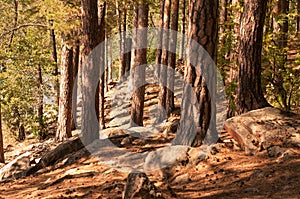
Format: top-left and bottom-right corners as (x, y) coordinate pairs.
(130, 2), (148, 127)
(236, 0), (270, 114)
(174, 0), (218, 147)
(81, 0), (100, 144)
(56, 40), (74, 141)
(166, 0), (179, 115)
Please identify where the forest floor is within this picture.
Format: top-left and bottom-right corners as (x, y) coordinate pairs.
(1, 74), (300, 198)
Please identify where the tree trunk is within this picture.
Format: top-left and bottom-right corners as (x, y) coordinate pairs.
(158, 0), (171, 121)
(71, 40), (80, 130)
(116, 0), (128, 80)
(49, 21), (59, 108)
(297, 0), (300, 34)
(56, 38), (74, 141)
(166, 0), (179, 115)
(155, 0), (165, 79)
(81, 0), (100, 144)
(98, 1), (106, 129)
(173, 0), (218, 147)
(0, 102), (4, 163)
(37, 65), (45, 139)
(130, 2), (148, 127)
(228, 0), (241, 83)
(272, 0), (289, 110)
(236, 0), (270, 114)
(179, 0), (186, 61)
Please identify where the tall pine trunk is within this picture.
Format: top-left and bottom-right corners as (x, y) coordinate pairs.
(49, 22), (59, 108)
(179, 0), (186, 61)
(56, 38), (74, 141)
(166, 0), (179, 115)
(130, 2), (148, 127)
(81, 0), (100, 144)
(98, 1), (106, 129)
(155, 0), (165, 79)
(236, 0), (270, 114)
(174, 0), (218, 147)
(0, 102), (4, 163)
(71, 40), (80, 130)
(37, 65), (45, 139)
(158, 0), (171, 121)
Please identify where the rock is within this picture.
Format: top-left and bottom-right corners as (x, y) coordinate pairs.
(224, 107), (300, 155)
(244, 187), (259, 193)
(121, 137), (132, 146)
(276, 149), (298, 163)
(0, 152), (31, 181)
(170, 174), (190, 185)
(267, 146), (286, 157)
(123, 171), (163, 199)
(144, 145), (190, 179)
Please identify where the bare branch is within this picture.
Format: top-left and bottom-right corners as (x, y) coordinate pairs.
(0, 23), (48, 40)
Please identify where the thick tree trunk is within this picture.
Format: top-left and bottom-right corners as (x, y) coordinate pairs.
(236, 0), (270, 114)
(174, 0), (218, 147)
(37, 65), (45, 139)
(166, 0), (179, 115)
(81, 0), (100, 144)
(71, 41), (80, 130)
(56, 39), (74, 141)
(0, 102), (4, 163)
(130, 2), (148, 127)
(158, 0), (171, 121)
(179, 0), (186, 61)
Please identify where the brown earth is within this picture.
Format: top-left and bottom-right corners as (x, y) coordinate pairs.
(0, 84), (300, 199)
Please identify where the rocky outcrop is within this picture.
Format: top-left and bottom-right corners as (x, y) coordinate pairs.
(224, 107), (300, 155)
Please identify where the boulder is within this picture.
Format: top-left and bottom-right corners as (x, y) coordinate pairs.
(144, 145), (190, 179)
(123, 171), (163, 199)
(224, 107), (300, 155)
(0, 152), (31, 181)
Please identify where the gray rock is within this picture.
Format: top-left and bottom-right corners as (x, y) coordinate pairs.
(171, 174), (190, 185)
(144, 145), (190, 179)
(224, 107), (300, 155)
(0, 152), (31, 181)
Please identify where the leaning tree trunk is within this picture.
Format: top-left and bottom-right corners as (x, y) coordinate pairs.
(236, 0), (270, 114)
(0, 102), (4, 163)
(81, 0), (100, 144)
(174, 0), (218, 147)
(166, 0), (179, 115)
(130, 2), (148, 127)
(56, 38), (74, 142)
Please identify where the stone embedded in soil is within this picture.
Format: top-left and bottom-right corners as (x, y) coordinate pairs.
(170, 173), (190, 185)
(123, 171), (162, 199)
(0, 152), (31, 181)
(224, 107), (300, 155)
(144, 145), (190, 179)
